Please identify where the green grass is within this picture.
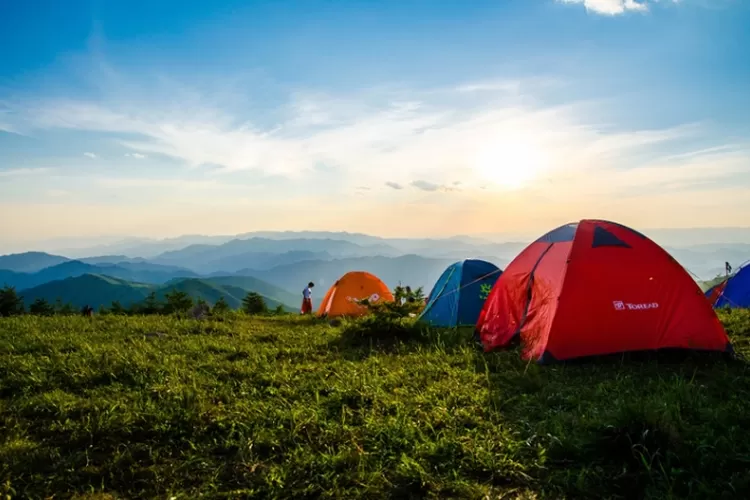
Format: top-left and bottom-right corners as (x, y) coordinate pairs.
(1, 310), (750, 499)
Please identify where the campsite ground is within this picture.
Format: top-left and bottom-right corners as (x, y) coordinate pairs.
(1, 311), (750, 499)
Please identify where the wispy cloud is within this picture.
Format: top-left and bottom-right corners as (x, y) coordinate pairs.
(0, 71), (740, 204)
(0, 167), (52, 177)
(410, 180), (459, 192)
(96, 177), (223, 190)
(455, 80), (522, 93)
(558, 0), (651, 15)
(411, 180), (440, 191)
(0, 123), (17, 134)
(0, 107), (18, 134)
(83, 152), (97, 159)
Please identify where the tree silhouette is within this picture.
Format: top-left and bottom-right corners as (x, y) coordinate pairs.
(142, 292), (161, 315)
(212, 296), (231, 314)
(242, 292), (267, 315)
(0, 286), (24, 317)
(29, 298), (55, 316)
(164, 290), (193, 314)
(109, 301), (126, 315)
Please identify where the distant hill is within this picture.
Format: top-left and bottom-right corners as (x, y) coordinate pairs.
(0, 252), (69, 273)
(19, 273), (297, 311)
(0, 260), (200, 290)
(151, 237), (401, 273)
(21, 274), (153, 309)
(243, 254), (464, 307)
(202, 250), (333, 274)
(699, 275), (728, 293)
(191, 276), (300, 308)
(78, 255), (149, 265)
(158, 278), (295, 311)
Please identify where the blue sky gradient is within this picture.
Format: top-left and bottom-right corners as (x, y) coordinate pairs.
(1, 0), (749, 250)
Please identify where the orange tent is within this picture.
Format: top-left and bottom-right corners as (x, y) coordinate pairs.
(317, 271), (394, 318)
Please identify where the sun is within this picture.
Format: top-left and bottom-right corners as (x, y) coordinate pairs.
(474, 140), (546, 189)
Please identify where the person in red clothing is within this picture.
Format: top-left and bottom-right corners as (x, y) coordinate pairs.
(301, 282), (314, 314)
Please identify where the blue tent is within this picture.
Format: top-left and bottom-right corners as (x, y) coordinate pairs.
(419, 259), (502, 327)
(706, 263), (750, 308)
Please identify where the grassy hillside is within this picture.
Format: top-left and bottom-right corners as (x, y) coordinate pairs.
(1, 311), (749, 498)
(701, 274), (728, 292)
(19, 273), (297, 310)
(159, 278), (295, 312)
(195, 275), (300, 308)
(20, 274), (154, 308)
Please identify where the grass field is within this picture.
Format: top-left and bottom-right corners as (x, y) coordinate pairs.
(2, 310), (750, 499)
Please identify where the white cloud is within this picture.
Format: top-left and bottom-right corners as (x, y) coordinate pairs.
(410, 180), (459, 192)
(96, 177), (222, 190)
(83, 152), (97, 159)
(1, 74), (742, 205)
(455, 80), (522, 93)
(0, 167), (52, 177)
(558, 0), (650, 15)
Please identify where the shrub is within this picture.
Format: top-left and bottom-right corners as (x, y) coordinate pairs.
(29, 298), (55, 316)
(109, 301), (127, 315)
(242, 292), (267, 315)
(212, 296), (231, 315)
(53, 298), (75, 315)
(164, 290), (194, 315)
(0, 286), (25, 317)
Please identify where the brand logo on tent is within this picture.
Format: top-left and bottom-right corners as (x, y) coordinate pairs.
(347, 293), (381, 305)
(613, 300), (659, 311)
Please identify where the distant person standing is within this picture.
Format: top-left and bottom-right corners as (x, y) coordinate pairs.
(301, 282), (314, 315)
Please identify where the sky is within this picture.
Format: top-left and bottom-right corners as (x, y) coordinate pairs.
(1, 0), (749, 252)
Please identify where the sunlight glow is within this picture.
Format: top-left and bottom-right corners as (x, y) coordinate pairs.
(473, 139), (547, 189)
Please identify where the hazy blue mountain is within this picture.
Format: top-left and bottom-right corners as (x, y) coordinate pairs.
(20, 274), (154, 309)
(200, 250), (332, 274)
(78, 255), (149, 265)
(0, 260), (200, 291)
(663, 246), (750, 281)
(242, 254), (466, 307)
(0, 269), (21, 288)
(54, 235), (240, 259)
(0, 252), (70, 273)
(20, 273), (297, 311)
(151, 237), (401, 272)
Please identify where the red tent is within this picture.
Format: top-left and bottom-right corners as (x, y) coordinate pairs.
(476, 219), (732, 362)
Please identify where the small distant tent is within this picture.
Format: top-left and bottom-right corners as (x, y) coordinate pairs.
(705, 263), (750, 308)
(476, 219), (732, 363)
(317, 271), (394, 318)
(419, 259), (502, 327)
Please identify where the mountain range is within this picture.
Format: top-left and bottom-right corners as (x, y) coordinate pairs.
(2, 230), (748, 311)
(18, 274), (299, 312)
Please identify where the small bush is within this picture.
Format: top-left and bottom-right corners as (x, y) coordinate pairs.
(242, 292), (267, 315)
(336, 312), (429, 354)
(0, 286), (25, 317)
